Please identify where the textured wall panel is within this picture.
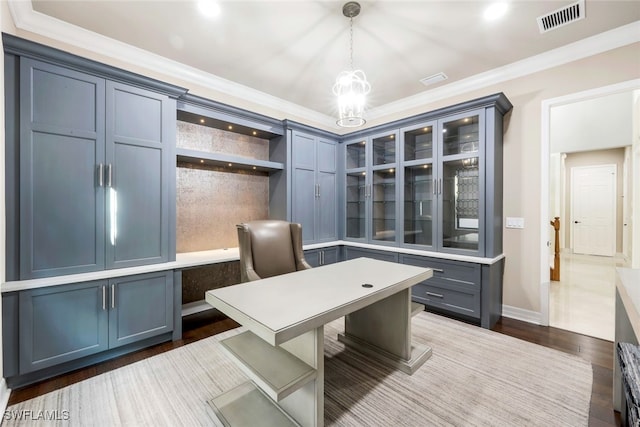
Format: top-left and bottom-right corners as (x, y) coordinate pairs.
(177, 121), (269, 160)
(176, 164), (269, 252)
(181, 262), (241, 304)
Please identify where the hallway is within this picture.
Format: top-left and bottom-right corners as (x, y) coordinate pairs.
(549, 252), (626, 341)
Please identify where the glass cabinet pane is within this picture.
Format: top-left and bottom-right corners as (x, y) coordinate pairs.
(346, 172), (366, 238)
(346, 141), (366, 169)
(442, 114), (480, 156)
(372, 134), (396, 166)
(404, 164), (433, 246)
(404, 126), (433, 161)
(372, 168), (396, 242)
(441, 157), (479, 251)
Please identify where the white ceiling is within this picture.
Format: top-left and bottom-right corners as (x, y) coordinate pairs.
(16, 1), (640, 128)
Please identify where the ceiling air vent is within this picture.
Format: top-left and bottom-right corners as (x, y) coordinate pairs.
(537, 0), (585, 33)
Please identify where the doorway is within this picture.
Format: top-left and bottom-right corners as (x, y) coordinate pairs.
(540, 79), (639, 336)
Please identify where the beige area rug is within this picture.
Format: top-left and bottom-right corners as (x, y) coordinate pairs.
(4, 312), (592, 426)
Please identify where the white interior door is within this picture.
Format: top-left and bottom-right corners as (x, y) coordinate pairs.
(571, 164), (617, 256)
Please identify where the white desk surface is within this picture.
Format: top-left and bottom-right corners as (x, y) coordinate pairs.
(616, 267), (640, 340)
(206, 257), (432, 346)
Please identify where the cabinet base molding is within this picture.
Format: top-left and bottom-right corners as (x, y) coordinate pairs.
(337, 332), (432, 375)
(5, 332), (172, 389)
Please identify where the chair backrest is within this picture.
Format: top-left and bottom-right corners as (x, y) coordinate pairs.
(236, 220), (311, 282)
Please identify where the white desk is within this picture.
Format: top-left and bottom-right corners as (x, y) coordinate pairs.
(205, 257), (433, 427)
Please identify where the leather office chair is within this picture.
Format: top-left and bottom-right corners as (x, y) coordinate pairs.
(236, 220), (312, 283)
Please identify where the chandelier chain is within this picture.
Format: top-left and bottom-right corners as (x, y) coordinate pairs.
(349, 16), (354, 70)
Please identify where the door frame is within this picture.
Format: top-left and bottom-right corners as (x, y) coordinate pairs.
(539, 79), (640, 326)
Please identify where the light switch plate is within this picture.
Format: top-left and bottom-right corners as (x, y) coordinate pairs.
(506, 217), (525, 229)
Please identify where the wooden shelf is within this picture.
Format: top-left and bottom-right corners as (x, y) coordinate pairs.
(176, 148), (284, 173)
(220, 331), (316, 402)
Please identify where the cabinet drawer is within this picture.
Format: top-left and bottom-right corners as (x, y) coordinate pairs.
(412, 282), (480, 318)
(345, 247), (399, 263)
(400, 254), (480, 289)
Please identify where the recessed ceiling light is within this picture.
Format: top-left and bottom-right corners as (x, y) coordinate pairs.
(198, 0), (221, 18)
(484, 2), (508, 21)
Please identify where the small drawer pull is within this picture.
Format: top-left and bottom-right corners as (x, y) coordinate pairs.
(426, 291), (444, 298)
(432, 268), (444, 273)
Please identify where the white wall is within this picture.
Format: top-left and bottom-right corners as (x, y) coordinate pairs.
(633, 91), (640, 268)
(550, 91), (634, 154)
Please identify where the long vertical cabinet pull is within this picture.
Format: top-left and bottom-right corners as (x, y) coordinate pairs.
(102, 285), (106, 310)
(106, 164), (113, 188)
(111, 284), (116, 309)
(433, 179), (436, 195)
(98, 164), (104, 187)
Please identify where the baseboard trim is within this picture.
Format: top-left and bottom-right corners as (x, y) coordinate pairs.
(0, 378), (11, 412)
(502, 305), (542, 325)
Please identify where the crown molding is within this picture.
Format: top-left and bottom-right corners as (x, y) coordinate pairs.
(7, 0), (336, 129)
(7, 2), (639, 132)
(367, 20), (640, 121)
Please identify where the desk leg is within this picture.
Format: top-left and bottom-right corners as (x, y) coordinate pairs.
(280, 326), (324, 427)
(337, 288), (431, 374)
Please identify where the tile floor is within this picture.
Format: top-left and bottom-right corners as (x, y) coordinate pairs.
(549, 251), (626, 341)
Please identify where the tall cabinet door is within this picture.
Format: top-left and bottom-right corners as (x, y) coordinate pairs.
(105, 82), (173, 269)
(316, 138), (337, 242)
(437, 110), (485, 256)
(19, 59), (106, 279)
(291, 131), (317, 243)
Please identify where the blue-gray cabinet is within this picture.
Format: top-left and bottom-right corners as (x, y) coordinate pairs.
(17, 271), (173, 374)
(304, 247), (340, 267)
(18, 58), (175, 279)
(401, 109), (489, 257)
(291, 129), (338, 244)
(343, 93), (511, 258)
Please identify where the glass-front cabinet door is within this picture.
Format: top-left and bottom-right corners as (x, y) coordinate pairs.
(345, 139), (367, 240)
(344, 132), (399, 243)
(438, 111), (484, 254)
(401, 123), (435, 248)
(371, 132), (398, 243)
(400, 110), (485, 255)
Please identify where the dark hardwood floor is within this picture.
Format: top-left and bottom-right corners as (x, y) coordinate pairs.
(7, 311), (621, 426)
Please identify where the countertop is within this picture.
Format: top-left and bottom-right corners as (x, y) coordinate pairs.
(616, 267), (640, 340)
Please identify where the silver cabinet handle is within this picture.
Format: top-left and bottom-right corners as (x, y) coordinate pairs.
(433, 179), (436, 195)
(111, 284), (115, 309)
(426, 291), (444, 298)
(432, 268), (444, 273)
(107, 164), (113, 187)
(102, 285), (106, 310)
(98, 164), (104, 187)
(321, 250), (324, 265)
(317, 183), (320, 198)
(438, 178), (442, 195)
